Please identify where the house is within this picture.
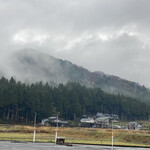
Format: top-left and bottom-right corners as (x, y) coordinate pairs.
(81, 112), (120, 128)
(60, 121), (68, 127)
(48, 116), (57, 120)
(127, 122), (142, 130)
(113, 125), (121, 129)
(111, 114), (119, 121)
(80, 117), (95, 127)
(41, 116), (68, 127)
(103, 113), (111, 117)
(94, 117), (110, 128)
(95, 112), (119, 120)
(41, 119), (49, 126)
(95, 112), (105, 118)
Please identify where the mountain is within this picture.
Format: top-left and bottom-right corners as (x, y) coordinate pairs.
(2, 48), (150, 104)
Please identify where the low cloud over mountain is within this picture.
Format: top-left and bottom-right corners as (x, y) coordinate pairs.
(0, 49), (150, 104)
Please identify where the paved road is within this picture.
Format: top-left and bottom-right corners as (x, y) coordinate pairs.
(0, 141), (149, 150)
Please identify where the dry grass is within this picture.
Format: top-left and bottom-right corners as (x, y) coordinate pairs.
(0, 125), (150, 147)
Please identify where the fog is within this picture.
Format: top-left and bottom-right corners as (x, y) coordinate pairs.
(0, 0), (150, 87)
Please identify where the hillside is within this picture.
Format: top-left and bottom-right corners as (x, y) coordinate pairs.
(0, 77), (149, 122)
(2, 48), (150, 104)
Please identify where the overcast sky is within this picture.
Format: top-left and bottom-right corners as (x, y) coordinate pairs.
(0, 0), (150, 87)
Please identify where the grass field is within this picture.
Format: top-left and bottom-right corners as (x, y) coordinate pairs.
(0, 124), (150, 147)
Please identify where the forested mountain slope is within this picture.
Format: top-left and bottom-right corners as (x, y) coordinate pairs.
(0, 77), (149, 123)
(1, 49), (150, 104)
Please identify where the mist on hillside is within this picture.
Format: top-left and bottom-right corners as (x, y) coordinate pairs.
(0, 48), (150, 104)
(0, 49), (89, 85)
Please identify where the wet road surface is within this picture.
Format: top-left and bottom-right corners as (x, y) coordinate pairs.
(0, 141), (149, 150)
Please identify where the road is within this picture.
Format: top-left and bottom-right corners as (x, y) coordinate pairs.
(0, 141), (149, 150)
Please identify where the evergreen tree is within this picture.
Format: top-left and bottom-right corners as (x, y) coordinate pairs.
(0, 77), (149, 124)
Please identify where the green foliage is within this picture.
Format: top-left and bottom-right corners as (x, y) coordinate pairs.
(0, 77), (150, 124)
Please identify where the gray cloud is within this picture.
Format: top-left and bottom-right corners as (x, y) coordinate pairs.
(0, 0), (150, 87)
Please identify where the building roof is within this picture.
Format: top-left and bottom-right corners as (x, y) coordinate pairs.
(60, 121), (68, 124)
(111, 114), (118, 117)
(80, 118), (94, 123)
(129, 122), (138, 125)
(103, 113), (111, 117)
(48, 116), (57, 120)
(96, 112), (105, 117)
(95, 117), (109, 122)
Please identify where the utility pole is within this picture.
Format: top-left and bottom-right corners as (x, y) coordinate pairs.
(33, 112), (37, 142)
(55, 114), (58, 143)
(112, 120), (114, 150)
(149, 115), (150, 131)
(121, 115), (123, 129)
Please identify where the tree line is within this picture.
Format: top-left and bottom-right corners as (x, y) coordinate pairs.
(0, 77), (150, 124)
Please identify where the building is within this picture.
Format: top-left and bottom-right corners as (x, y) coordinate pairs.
(127, 122), (142, 130)
(80, 117), (95, 127)
(95, 112), (105, 118)
(41, 119), (49, 126)
(111, 114), (119, 121)
(94, 117), (110, 128)
(80, 112), (119, 128)
(41, 116), (68, 127)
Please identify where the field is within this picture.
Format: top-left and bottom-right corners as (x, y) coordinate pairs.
(0, 124), (150, 148)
